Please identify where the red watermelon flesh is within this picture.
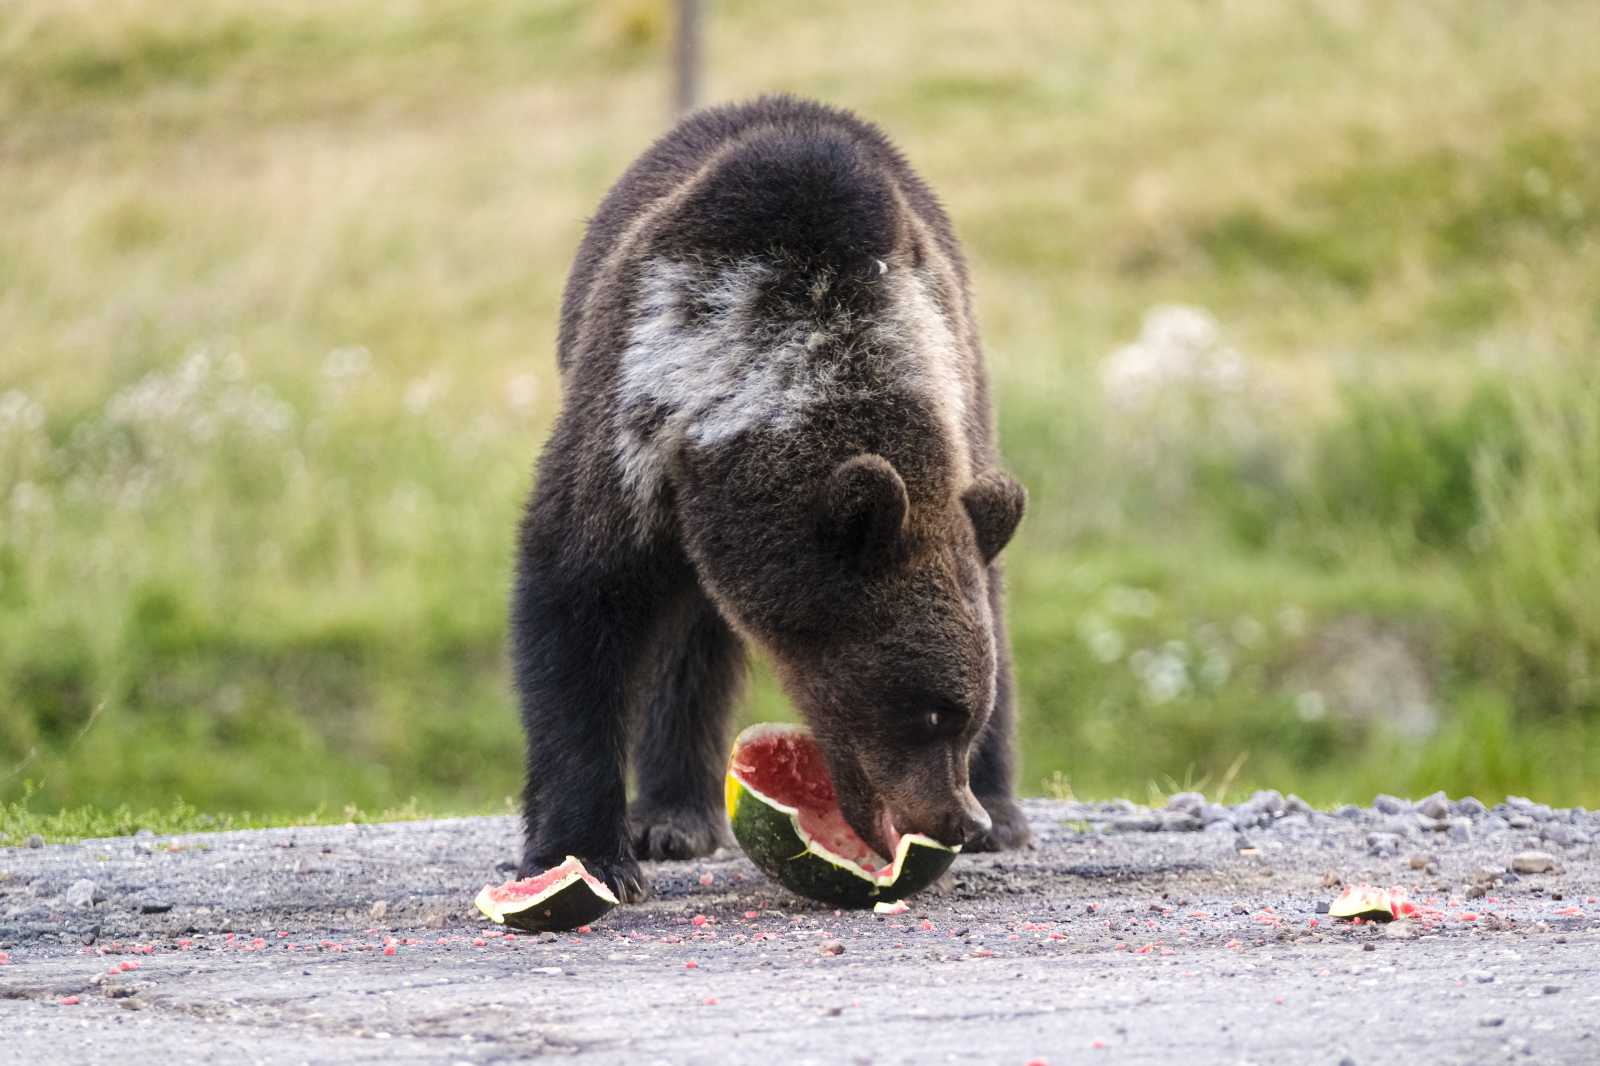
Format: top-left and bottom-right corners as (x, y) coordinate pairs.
(728, 727), (896, 875)
(486, 858), (610, 901)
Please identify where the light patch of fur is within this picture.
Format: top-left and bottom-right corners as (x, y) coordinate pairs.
(615, 254), (974, 537)
(878, 268), (974, 486)
(615, 258), (838, 531)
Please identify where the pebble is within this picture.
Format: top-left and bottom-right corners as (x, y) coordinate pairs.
(1366, 832), (1402, 857)
(1415, 791), (1451, 820)
(1373, 794), (1408, 816)
(1511, 851), (1558, 874)
(1249, 790), (1286, 816)
(64, 879), (99, 909)
(1454, 797), (1487, 817)
(1166, 791), (1206, 814)
(1113, 816), (1162, 833)
(26, 835), (44, 849)
(820, 940), (845, 956)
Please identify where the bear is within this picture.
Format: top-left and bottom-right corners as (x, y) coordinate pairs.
(511, 95), (1029, 900)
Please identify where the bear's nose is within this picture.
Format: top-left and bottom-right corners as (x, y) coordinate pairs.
(947, 798), (992, 847)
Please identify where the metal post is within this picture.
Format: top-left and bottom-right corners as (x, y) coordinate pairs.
(673, 0), (702, 116)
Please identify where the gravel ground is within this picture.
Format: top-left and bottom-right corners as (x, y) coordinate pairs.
(3, 792), (1599, 1065)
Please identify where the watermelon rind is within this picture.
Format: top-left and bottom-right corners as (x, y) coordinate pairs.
(475, 856), (620, 933)
(726, 725), (959, 908)
(1328, 884), (1395, 922)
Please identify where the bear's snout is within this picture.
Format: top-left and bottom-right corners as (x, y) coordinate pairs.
(935, 788), (993, 849)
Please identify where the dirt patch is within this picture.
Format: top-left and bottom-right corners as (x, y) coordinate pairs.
(2, 795), (1597, 1064)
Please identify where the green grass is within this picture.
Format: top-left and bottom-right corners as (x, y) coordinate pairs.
(0, 781), (469, 846)
(3, 0), (1600, 835)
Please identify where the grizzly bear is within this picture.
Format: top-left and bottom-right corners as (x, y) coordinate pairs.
(512, 95), (1028, 899)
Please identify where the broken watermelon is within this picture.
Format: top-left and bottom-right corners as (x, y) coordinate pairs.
(725, 722), (958, 908)
(475, 856), (619, 933)
(1328, 883), (1396, 922)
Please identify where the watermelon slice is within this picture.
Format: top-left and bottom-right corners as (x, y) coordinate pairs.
(725, 722), (958, 908)
(1328, 883), (1396, 922)
(475, 856), (619, 933)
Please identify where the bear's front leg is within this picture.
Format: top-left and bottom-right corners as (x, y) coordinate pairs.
(511, 516), (684, 902)
(967, 568), (1033, 852)
(628, 593), (745, 860)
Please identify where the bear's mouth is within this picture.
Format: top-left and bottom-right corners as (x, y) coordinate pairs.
(874, 805), (904, 861)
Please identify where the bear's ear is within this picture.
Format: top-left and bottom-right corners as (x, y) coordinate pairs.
(818, 454), (909, 572)
(962, 471), (1026, 563)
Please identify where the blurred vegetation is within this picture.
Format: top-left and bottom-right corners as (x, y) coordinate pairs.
(3, 0), (1599, 835)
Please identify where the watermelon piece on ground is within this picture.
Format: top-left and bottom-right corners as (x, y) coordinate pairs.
(475, 856), (619, 933)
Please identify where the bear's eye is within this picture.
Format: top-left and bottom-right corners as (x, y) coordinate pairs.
(914, 701), (967, 739)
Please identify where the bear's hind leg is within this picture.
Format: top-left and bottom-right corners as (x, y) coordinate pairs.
(629, 593), (745, 861)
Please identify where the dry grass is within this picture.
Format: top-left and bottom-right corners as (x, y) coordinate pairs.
(3, 0), (1598, 815)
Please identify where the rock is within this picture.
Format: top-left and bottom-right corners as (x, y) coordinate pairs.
(820, 940), (845, 956)
(1160, 812), (1202, 832)
(1379, 816), (1417, 837)
(1113, 816), (1162, 833)
(26, 835), (44, 849)
(1249, 789), (1286, 816)
(1508, 815), (1535, 830)
(1511, 851), (1558, 874)
(1454, 797), (1487, 817)
(1416, 815), (1449, 833)
(64, 879), (99, 909)
(1275, 813), (1310, 832)
(1165, 791), (1206, 814)
(1366, 832), (1403, 857)
(368, 900), (388, 920)
(1480, 1017), (1505, 1028)
(1415, 791), (1451, 820)
(1284, 794), (1314, 815)
(1384, 921), (1413, 939)
(1543, 825), (1590, 848)
(1447, 820), (1473, 844)
(139, 902), (174, 914)
(1203, 820), (1235, 834)
(1201, 804), (1235, 826)
(1336, 805), (1364, 821)
(1373, 794), (1408, 816)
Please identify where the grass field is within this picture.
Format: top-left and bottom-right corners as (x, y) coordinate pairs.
(3, 0), (1598, 840)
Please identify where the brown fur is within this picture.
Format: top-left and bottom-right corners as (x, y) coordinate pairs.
(512, 95), (1028, 898)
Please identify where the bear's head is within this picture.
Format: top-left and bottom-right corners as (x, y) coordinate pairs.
(697, 449), (1025, 859)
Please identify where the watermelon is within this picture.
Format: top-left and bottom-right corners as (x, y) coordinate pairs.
(475, 856), (619, 933)
(1328, 883), (1396, 922)
(725, 722), (958, 907)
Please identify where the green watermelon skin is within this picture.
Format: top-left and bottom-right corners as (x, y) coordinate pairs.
(476, 859), (619, 933)
(727, 772), (957, 908)
(495, 879), (617, 932)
